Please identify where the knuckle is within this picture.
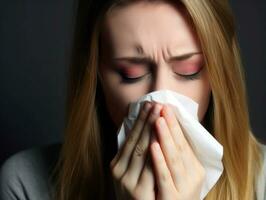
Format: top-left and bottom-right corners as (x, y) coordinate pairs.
(110, 164), (122, 180)
(170, 155), (178, 165)
(121, 175), (128, 186)
(160, 171), (170, 182)
(176, 142), (183, 152)
(177, 140), (187, 152)
(121, 175), (134, 191)
(132, 187), (142, 199)
(134, 144), (145, 157)
(173, 124), (181, 134)
(134, 185), (153, 200)
(127, 133), (137, 144)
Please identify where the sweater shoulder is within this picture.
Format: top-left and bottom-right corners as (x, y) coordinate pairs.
(256, 143), (266, 200)
(0, 143), (61, 200)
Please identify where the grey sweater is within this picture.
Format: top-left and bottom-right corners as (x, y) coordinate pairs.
(0, 144), (60, 200)
(0, 143), (266, 200)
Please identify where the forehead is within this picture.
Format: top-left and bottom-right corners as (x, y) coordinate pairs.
(101, 1), (200, 57)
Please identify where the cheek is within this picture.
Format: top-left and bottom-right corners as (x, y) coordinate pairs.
(177, 85), (211, 122)
(99, 67), (126, 127)
(100, 72), (148, 127)
(101, 86), (129, 128)
(175, 70), (211, 122)
(105, 99), (126, 128)
(189, 74), (211, 122)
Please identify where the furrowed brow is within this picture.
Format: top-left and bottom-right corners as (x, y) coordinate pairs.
(113, 52), (202, 64)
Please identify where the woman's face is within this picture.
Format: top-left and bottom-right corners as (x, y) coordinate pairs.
(98, 1), (211, 128)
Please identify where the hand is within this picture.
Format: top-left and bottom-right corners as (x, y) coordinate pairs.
(110, 102), (162, 200)
(150, 104), (206, 200)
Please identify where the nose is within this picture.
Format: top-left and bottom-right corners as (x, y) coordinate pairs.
(149, 63), (171, 92)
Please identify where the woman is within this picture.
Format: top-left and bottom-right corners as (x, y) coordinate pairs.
(0, 0), (265, 200)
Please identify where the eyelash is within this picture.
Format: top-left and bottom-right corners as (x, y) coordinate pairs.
(120, 69), (202, 84)
(120, 74), (147, 83)
(177, 70), (202, 80)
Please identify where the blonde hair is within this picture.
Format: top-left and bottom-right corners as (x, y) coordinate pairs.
(52, 0), (264, 199)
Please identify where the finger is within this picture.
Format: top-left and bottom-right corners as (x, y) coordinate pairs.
(110, 101), (153, 179)
(124, 103), (162, 186)
(161, 105), (196, 165)
(161, 104), (188, 149)
(150, 140), (175, 194)
(135, 155), (155, 198)
(154, 117), (184, 188)
(111, 101), (152, 168)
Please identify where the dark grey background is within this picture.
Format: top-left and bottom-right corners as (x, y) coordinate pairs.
(0, 0), (266, 166)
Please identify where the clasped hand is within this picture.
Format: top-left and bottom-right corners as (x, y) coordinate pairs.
(110, 102), (206, 200)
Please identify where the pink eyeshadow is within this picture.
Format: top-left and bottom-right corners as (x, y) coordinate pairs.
(120, 66), (146, 77)
(175, 64), (202, 74)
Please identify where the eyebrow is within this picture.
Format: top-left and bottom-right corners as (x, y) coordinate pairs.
(112, 52), (202, 64)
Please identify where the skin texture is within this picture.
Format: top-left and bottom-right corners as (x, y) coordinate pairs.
(98, 1), (210, 199)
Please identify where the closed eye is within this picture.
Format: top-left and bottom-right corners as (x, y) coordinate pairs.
(175, 67), (203, 80)
(119, 73), (149, 83)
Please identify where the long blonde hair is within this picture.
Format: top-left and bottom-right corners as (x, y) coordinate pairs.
(52, 0), (264, 199)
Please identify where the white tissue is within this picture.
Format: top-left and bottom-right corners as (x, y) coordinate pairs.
(116, 89), (224, 200)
